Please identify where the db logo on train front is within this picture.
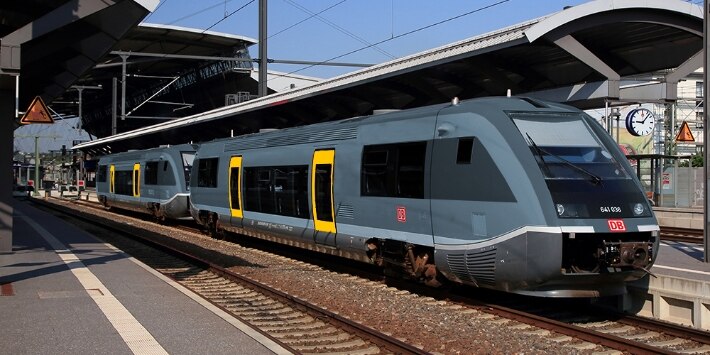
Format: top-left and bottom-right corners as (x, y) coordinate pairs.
(607, 219), (626, 232)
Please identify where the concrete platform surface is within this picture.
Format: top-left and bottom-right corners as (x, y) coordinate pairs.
(0, 200), (289, 355)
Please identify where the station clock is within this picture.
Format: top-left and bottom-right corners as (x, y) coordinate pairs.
(625, 108), (654, 136)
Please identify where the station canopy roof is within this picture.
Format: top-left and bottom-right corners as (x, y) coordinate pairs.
(0, 0), (159, 114)
(75, 0), (704, 156)
(49, 23), (257, 135)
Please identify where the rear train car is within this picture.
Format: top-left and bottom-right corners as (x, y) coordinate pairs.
(188, 97), (659, 297)
(96, 144), (198, 221)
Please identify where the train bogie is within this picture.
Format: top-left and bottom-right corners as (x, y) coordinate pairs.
(96, 144), (197, 221)
(182, 96), (659, 297)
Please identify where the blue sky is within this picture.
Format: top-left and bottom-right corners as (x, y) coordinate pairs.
(143, 0), (590, 78)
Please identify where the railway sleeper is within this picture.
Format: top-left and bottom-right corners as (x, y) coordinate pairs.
(368, 239), (442, 287)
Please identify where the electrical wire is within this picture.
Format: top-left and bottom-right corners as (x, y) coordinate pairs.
(280, 0), (510, 76)
(203, 0), (255, 32)
(269, 0), (347, 40)
(280, 0), (396, 59)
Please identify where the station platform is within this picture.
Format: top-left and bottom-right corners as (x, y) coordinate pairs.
(0, 200), (289, 355)
(626, 236), (710, 331)
(653, 206), (704, 229)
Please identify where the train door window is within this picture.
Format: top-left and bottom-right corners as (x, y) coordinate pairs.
(197, 158), (219, 188)
(314, 164), (333, 221)
(133, 163), (140, 197)
(456, 138), (474, 164)
(144, 162), (158, 185)
(312, 150), (336, 233)
(97, 165), (107, 183)
(229, 156), (243, 218)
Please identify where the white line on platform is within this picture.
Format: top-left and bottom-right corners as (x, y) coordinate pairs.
(20, 213), (169, 355)
(112, 244), (292, 355)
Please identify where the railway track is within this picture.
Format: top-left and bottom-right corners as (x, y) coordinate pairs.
(661, 226), (704, 244)
(32, 198), (426, 355)
(36, 196), (710, 354)
(462, 296), (710, 354)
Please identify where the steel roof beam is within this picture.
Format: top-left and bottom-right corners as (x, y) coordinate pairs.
(552, 34), (620, 98)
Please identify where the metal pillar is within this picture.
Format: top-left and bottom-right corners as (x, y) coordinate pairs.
(704, 0), (709, 262)
(121, 54), (128, 121)
(112, 77), (118, 135)
(258, 0), (268, 97)
(0, 76), (15, 252)
(33, 136), (40, 196)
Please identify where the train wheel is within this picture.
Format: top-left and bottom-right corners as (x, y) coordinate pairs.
(208, 213), (225, 240)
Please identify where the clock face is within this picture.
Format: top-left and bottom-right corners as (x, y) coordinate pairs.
(625, 108), (654, 136)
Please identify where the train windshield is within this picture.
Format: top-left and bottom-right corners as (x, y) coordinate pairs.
(511, 112), (629, 182)
(181, 152), (196, 189)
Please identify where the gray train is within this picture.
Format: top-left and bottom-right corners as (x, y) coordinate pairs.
(95, 143), (198, 221)
(97, 97), (659, 297)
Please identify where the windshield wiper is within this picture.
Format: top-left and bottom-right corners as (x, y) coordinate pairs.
(525, 133), (602, 185)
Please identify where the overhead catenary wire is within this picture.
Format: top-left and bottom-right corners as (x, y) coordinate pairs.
(280, 0), (396, 60)
(281, 0), (510, 76)
(268, 0), (347, 40)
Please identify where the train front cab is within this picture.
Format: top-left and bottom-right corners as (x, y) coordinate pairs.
(428, 100), (658, 297)
(506, 109), (658, 296)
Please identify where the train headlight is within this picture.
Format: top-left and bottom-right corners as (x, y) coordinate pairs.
(554, 203), (588, 218)
(556, 204), (565, 216)
(633, 203), (645, 216)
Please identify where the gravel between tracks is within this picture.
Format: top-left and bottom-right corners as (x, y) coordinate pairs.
(52, 199), (598, 355)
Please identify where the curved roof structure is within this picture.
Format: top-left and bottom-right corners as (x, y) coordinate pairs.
(75, 0), (703, 155)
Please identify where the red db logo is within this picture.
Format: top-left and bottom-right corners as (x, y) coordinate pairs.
(607, 219), (626, 232)
(396, 206), (407, 223)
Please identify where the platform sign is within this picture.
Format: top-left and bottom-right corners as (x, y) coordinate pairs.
(20, 96), (54, 124)
(77, 180), (85, 188)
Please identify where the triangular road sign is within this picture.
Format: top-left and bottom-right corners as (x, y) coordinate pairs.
(675, 121), (695, 142)
(20, 96), (54, 124)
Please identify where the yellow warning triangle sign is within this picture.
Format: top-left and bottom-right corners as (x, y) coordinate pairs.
(20, 96), (54, 124)
(675, 121), (695, 142)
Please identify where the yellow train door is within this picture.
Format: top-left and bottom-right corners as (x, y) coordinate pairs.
(311, 149), (336, 245)
(110, 165), (115, 193)
(229, 156), (243, 220)
(133, 163), (140, 197)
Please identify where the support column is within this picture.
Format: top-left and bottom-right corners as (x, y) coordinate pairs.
(258, 0), (268, 97)
(703, 0), (709, 262)
(0, 76), (15, 253)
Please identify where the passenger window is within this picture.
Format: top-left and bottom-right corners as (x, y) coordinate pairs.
(97, 165), (107, 183)
(361, 141), (426, 198)
(145, 162), (159, 185)
(457, 138), (474, 164)
(243, 165), (309, 218)
(197, 158), (219, 188)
